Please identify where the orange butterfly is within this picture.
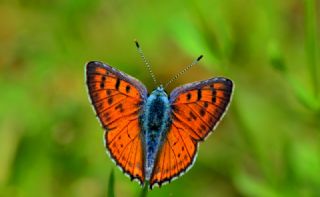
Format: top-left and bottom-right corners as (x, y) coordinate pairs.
(85, 42), (233, 189)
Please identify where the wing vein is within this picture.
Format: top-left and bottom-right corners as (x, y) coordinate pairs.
(171, 97), (228, 110)
(172, 112), (202, 140)
(132, 137), (139, 178)
(160, 143), (167, 181)
(105, 111), (139, 128)
(118, 134), (138, 166)
(95, 96), (126, 114)
(166, 136), (178, 176)
(174, 124), (192, 160)
(108, 119), (136, 144)
(90, 92), (122, 103)
(195, 102), (220, 120)
(124, 136), (136, 170)
(90, 88), (142, 100)
(185, 104), (213, 128)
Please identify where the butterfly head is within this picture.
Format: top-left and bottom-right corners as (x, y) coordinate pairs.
(150, 85), (167, 97)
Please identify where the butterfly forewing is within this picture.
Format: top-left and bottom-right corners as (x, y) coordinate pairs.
(170, 77), (233, 140)
(149, 77), (233, 188)
(86, 61), (147, 184)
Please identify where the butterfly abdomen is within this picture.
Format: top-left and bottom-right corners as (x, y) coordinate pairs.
(140, 87), (172, 180)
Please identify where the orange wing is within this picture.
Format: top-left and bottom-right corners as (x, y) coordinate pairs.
(86, 61), (147, 185)
(150, 78), (233, 188)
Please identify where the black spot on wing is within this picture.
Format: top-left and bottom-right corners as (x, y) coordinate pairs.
(115, 78), (121, 90)
(199, 108), (205, 116)
(126, 85), (131, 93)
(104, 112), (111, 122)
(211, 88), (217, 103)
(189, 111), (197, 120)
(197, 89), (202, 101)
(115, 103), (124, 112)
(100, 82), (104, 88)
(186, 93), (191, 101)
(108, 97), (113, 104)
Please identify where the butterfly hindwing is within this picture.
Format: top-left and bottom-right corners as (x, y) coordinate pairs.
(149, 123), (197, 188)
(150, 77), (233, 188)
(86, 61), (147, 184)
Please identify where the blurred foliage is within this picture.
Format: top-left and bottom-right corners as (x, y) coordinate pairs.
(0, 0), (319, 196)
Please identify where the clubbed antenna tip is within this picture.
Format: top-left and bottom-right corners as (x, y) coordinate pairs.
(197, 55), (203, 61)
(164, 55), (204, 89)
(134, 40), (158, 86)
(134, 39), (140, 48)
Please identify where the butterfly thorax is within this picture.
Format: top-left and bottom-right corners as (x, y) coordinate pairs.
(140, 86), (172, 180)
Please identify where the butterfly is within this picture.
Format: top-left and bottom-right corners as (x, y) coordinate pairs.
(85, 44), (233, 189)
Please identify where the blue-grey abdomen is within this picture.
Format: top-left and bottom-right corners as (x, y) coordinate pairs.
(139, 87), (172, 180)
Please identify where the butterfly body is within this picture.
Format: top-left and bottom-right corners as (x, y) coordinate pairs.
(86, 61), (233, 189)
(140, 87), (172, 180)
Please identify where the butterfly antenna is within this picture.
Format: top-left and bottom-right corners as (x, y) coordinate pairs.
(134, 40), (158, 86)
(164, 55), (203, 89)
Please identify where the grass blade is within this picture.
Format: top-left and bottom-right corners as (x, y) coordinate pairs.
(139, 181), (149, 197)
(107, 169), (115, 197)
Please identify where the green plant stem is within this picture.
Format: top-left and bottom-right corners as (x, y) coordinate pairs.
(139, 181), (149, 197)
(107, 169), (115, 197)
(304, 0), (319, 99)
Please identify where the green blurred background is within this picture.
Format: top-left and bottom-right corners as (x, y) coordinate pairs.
(0, 0), (319, 196)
